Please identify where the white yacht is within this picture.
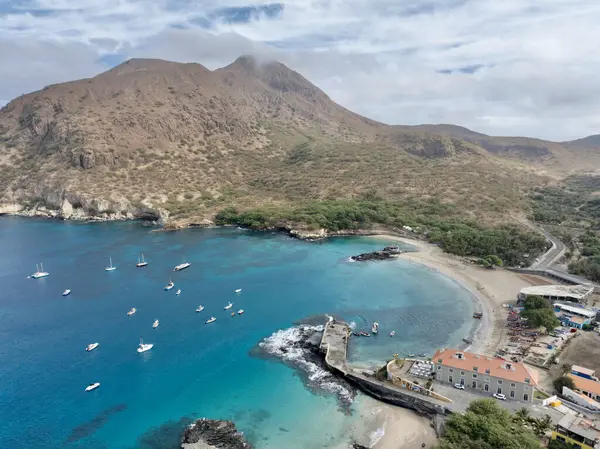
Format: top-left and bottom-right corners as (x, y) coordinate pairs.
(86, 342), (99, 352)
(136, 254), (148, 267)
(224, 302), (233, 310)
(389, 331), (395, 337)
(164, 280), (175, 291)
(371, 322), (379, 334)
(105, 257), (116, 272)
(195, 305), (205, 313)
(234, 288), (242, 294)
(85, 382), (100, 392)
(152, 319), (159, 329)
(174, 261), (191, 272)
(127, 307), (137, 316)
(31, 263), (49, 279)
(137, 338), (153, 353)
(205, 317), (216, 324)
(62, 289), (71, 296)
(176, 289), (181, 295)
(237, 309), (244, 315)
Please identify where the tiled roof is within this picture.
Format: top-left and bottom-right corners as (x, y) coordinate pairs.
(569, 374), (600, 396)
(433, 348), (538, 386)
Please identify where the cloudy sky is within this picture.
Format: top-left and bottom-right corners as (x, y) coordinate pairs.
(1, 0), (599, 140)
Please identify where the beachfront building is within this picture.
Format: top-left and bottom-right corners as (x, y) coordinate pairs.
(554, 303), (596, 329)
(518, 284), (594, 303)
(569, 374), (600, 402)
(562, 386), (600, 412)
(551, 414), (600, 449)
(572, 365), (598, 380)
(432, 348), (538, 402)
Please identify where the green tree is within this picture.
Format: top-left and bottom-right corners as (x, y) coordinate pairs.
(553, 375), (575, 394)
(532, 414), (553, 437)
(514, 407), (531, 423)
(435, 399), (540, 449)
(523, 295), (550, 310)
(521, 308), (560, 331)
(485, 254), (503, 267)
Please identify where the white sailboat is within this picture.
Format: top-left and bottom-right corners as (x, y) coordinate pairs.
(173, 261), (191, 272)
(152, 319), (159, 329)
(176, 289), (181, 295)
(205, 317), (216, 324)
(127, 307), (137, 316)
(224, 302), (233, 310)
(31, 263), (49, 279)
(195, 305), (204, 313)
(136, 254), (148, 267)
(164, 280), (174, 291)
(137, 338), (153, 353)
(105, 257), (116, 272)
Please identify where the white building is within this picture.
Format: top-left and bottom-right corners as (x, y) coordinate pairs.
(518, 283), (594, 303)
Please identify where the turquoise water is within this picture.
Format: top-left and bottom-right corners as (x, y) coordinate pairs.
(0, 218), (474, 448)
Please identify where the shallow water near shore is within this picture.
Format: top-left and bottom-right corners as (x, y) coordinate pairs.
(0, 217), (474, 448)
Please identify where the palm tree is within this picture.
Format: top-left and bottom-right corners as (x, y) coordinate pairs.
(514, 407), (530, 423)
(560, 363), (572, 376)
(533, 414), (553, 436)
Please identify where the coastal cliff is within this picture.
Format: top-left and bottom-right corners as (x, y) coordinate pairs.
(181, 419), (252, 449)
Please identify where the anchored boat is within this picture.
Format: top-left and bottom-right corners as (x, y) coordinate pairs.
(105, 257), (116, 272)
(174, 261), (191, 272)
(85, 382), (100, 392)
(137, 338), (153, 353)
(136, 254), (148, 267)
(31, 263), (49, 279)
(86, 342), (99, 352)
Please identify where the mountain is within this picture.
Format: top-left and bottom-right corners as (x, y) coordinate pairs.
(0, 56), (597, 226)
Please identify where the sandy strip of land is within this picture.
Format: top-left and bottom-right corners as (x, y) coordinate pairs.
(370, 234), (537, 356)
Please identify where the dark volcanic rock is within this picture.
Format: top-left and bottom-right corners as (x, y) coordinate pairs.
(350, 246), (402, 262)
(181, 419), (251, 448)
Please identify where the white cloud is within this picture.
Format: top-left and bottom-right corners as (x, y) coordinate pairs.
(1, 0), (600, 140)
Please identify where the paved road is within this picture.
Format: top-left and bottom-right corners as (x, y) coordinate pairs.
(530, 225), (566, 270)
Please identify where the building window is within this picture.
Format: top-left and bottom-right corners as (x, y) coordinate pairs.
(461, 371), (465, 376)
(472, 373), (478, 379)
(485, 368), (490, 374)
(510, 382), (516, 388)
(438, 359), (442, 363)
(510, 390), (515, 398)
(555, 435), (565, 442)
(497, 387), (502, 394)
(473, 366), (478, 372)
(449, 368), (454, 373)
(484, 384), (489, 392)
(472, 381), (477, 389)
(497, 380), (503, 385)
(449, 375), (453, 383)
(523, 393), (529, 401)
(437, 365), (441, 370)
(524, 386), (529, 391)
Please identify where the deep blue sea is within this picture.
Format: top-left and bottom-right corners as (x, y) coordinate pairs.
(0, 217), (475, 449)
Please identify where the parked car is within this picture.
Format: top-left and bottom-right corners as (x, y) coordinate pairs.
(454, 383), (465, 390)
(493, 393), (506, 400)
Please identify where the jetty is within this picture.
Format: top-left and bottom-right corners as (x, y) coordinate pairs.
(320, 319), (452, 418)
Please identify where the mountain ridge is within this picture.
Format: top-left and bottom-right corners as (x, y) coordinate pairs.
(0, 56), (597, 226)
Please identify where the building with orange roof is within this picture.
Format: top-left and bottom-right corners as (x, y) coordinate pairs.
(433, 348), (538, 402)
(569, 374), (600, 402)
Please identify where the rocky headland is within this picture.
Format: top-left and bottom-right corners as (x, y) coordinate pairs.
(350, 246), (403, 261)
(181, 419), (251, 449)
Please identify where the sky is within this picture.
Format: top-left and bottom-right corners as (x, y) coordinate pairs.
(1, 0), (599, 140)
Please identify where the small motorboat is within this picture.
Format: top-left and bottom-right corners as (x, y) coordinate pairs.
(195, 305), (204, 313)
(137, 338), (153, 353)
(62, 289), (71, 296)
(389, 331), (395, 337)
(31, 263), (49, 279)
(86, 342), (99, 352)
(393, 353), (399, 357)
(231, 312), (235, 317)
(174, 261), (191, 272)
(152, 319), (159, 329)
(408, 353), (415, 358)
(419, 353), (427, 357)
(462, 338), (472, 345)
(224, 302), (233, 310)
(164, 280), (174, 291)
(206, 317), (216, 324)
(352, 332), (360, 337)
(234, 288), (242, 294)
(136, 254), (148, 267)
(127, 308), (137, 316)
(105, 257), (116, 272)
(85, 382), (100, 392)
(360, 331), (370, 337)
(176, 289), (181, 295)
(237, 309), (244, 315)
(371, 322), (379, 334)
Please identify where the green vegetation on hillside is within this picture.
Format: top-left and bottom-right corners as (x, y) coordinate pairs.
(215, 199), (548, 266)
(531, 175), (600, 281)
(435, 399), (542, 448)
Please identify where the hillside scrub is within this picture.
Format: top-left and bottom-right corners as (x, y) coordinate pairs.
(215, 200), (548, 266)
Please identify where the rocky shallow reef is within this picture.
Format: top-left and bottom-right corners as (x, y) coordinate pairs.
(181, 419), (252, 449)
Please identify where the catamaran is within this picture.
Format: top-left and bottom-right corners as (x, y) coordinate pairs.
(224, 302), (233, 310)
(195, 305), (204, 313)
(86, 342), (99, 352)
(31, 263), (49, 279)
(105, 257), (116, 272)
(371, 322), (379, 334)
(136, 254), (148, 267)
(137, 338), (153, 353)
(85, 382), (100, 392)
(127, 307), (137, 316)
(164, 280), (174, 291)
(205, 317), (216, 324)
(62, 289), (71, 296)
(173, 261), (191, 272)
(152, 319), (159, 329)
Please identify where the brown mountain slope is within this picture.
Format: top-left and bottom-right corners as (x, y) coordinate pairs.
(0, 56), (594, 225)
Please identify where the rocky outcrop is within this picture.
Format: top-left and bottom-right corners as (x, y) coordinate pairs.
(350, 246), (403, 261)
(181, 419), (251, 449)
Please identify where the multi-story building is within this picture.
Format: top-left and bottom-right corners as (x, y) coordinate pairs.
(552, 414), (600, 449)
(569, 374), (600, 402)
(432, 348), (538, 402)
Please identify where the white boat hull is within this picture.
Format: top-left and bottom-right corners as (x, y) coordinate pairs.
(86, 343), (99, 352)
(137, 344), (154, 353)
(85, 383), (100, 392)
(62, 290), (71, 296)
